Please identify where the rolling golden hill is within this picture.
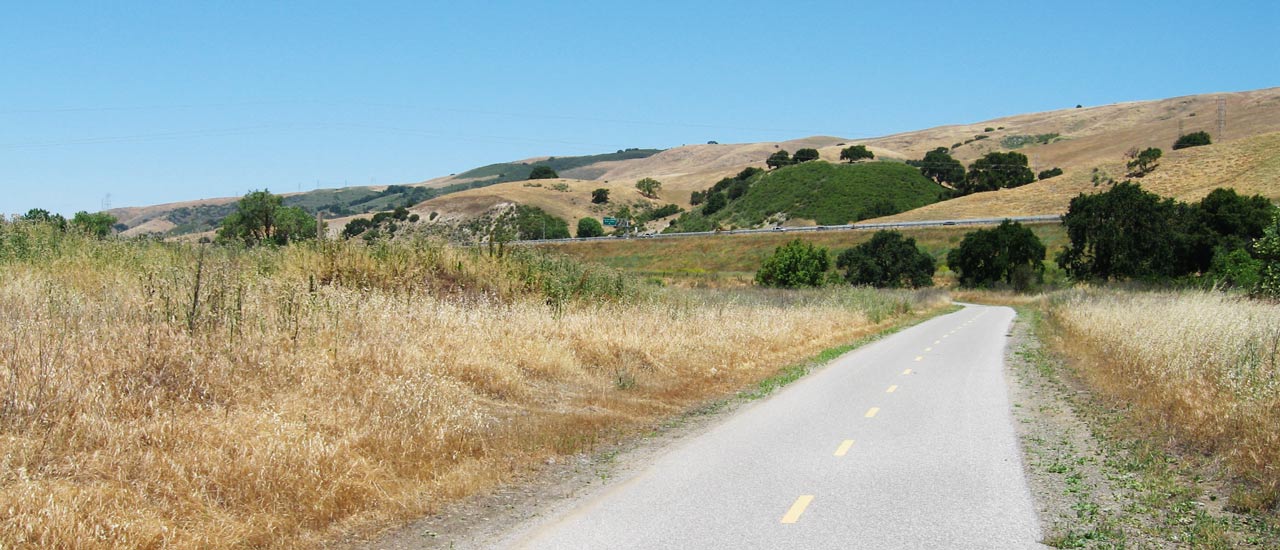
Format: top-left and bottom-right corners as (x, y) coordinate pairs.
(110, 87), (1280, 236)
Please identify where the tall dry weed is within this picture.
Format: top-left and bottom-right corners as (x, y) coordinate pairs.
(0, 225), (943, 548)
(1048, 290), (1280, 505)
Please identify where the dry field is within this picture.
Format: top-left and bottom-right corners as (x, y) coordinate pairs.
(0, 223), (945, 548)
(1047, 290), (1280, 508)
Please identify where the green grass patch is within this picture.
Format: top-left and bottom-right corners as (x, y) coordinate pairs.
(671, 161), (950, 232)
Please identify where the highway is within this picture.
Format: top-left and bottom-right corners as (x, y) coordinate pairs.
(513, 215), (1061, 245)
(499, 304), (1045, 549)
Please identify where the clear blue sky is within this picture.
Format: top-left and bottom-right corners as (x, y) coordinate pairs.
(3, 1), (1277, 216)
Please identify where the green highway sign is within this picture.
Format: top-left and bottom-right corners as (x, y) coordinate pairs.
(603, 217), (618, 226)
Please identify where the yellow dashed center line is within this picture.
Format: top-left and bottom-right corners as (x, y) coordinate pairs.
(834, 439), (855, 457)
(781, 495), (814, 524)
(902, 368), (912, 375)
(886, 385), (898, 393)
(865, 407), (880, 418)
(934, 340), (941, 345)
(924, 347), (933, 352)
(914, 356), (924, 362)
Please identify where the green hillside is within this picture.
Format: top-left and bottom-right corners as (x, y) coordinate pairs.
(454, 148), (663, 185)
(668, 161), (950, 232)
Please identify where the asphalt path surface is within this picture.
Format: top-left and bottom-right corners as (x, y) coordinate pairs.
(501, 304), (1044, 549)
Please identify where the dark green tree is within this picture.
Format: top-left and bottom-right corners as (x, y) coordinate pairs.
(916, 147), (965, 186)
(947, 221), (1046, 289)
(20, 208), (67, 229)
(275, 205), (321, 243)
(576, 217), (605, 238)
(528, 165), (559, 179)
(793, 148), (820, 163)
(959, 152), (1035, 194)
(766, 150), (793, 170)
(342, 217), (374, 239)
(1056, 181), (1193, 280)
(591, 188), (610, 204)
(689, 190), (706, 205)
(839, 145), (874, 163)
(217, 190), (318, 246)
(1125, 147), (1162, 177)
(836, 231), (936, 288)
(755, 239), (831, 288)
(702, 192), (728, 215)
(70, 211), (118, 237)
(1173, 131), (1212, 150)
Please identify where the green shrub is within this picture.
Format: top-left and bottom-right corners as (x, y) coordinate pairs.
(793, 148), (820, 163)
(836, 231), (935, 288)
(755, 239), (830, 288)
(1037, 167), (1063, 180)
(947, 221), (1046, 290)
(1173, 131), (1212, 150)
(576, 217), (605, 238)
(529, 165), (559, 180)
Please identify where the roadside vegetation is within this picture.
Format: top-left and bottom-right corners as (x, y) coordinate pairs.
(1047, 290), (1280, 515)
(0, 217), (946, 548)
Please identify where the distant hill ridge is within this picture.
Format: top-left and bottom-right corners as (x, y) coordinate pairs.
(110, 87), (1280, 237)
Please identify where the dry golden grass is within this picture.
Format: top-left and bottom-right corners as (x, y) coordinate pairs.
(1048, 290), (1280, 506)
(0, 224), (945, 548)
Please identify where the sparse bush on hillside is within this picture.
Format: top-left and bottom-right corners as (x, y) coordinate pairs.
(793, 148), (820, 163)
(1173, 131), (1212, 150)
(958, 152), (1035, 195)
(1000, 133), (1061, 149)
(947, 220), (1046, 290)
(635, 177), (663, 198)
(755, 239), (830, 288)
(528, 165), (559, 180)
(836, 230), (936, 288)
(591, 188), (610, 204)
(576, 216), (605, 238)
(1037, 167), (1063, 180)
(1125, 147), (1162, 177)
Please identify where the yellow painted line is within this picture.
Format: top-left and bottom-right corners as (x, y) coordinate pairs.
(914, 356), (923, 362)
(865, 407), (880, 418)
(781, 495), (814, 524)
(902, 368), (912, 375)
(924, 347), (933, 352)
(934, 340), (941, 345)
(834, 439), (855, 456)
(942, 334), (949, 339)
(886, 385), (898, 393)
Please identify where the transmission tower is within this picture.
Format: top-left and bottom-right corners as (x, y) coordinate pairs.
(101, 193), (112, 211)
(1216, 97), (1226, 139)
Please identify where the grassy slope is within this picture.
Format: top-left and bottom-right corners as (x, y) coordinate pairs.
(727, 161), (948, 225)
(875, 131), (1280, 223)
(452, 149), (664, 185)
